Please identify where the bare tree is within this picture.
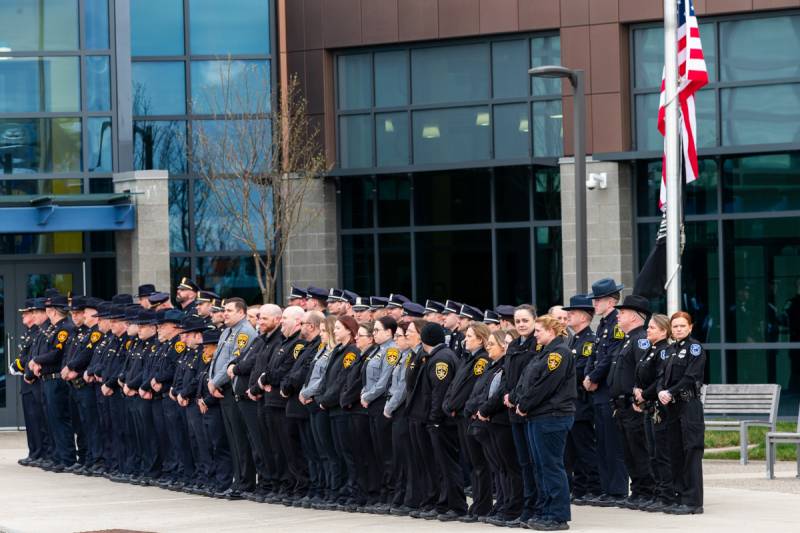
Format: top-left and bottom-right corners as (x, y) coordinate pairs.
(189, 61), (328, 302)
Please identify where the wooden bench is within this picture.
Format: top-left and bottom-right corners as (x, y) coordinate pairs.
(766, 406), (800, 479)
(701, 384), (781, 465)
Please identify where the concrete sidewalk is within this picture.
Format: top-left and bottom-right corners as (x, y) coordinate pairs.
(1, 431), (798, 533)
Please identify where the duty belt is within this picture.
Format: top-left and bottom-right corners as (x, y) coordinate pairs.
(41, 373), (61, 381)
(70, 377), (87, 389)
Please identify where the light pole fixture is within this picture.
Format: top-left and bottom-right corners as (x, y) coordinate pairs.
(529, 65), (587, 295)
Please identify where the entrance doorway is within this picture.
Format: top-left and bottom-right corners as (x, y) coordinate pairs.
(0, 261), (85, 428)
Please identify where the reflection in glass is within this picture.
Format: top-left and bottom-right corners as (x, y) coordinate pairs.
(0, 178), (82, 195)
(412, 44), (490, 105)
(531, 35), (561, 96)
(497, 228), (532, 305)
(722, 153), (800, 213)
(131, 0), (184, 56)
(375, 51), (408, 107)
(723, 350), (800, 415)
(0, 57), (80, 113)
(338, 54), (372, 110)
(721, 85), (800, 147)
(412, 107), (491, 165)
(190, 0), (270, 55)
(132, 62), (186, 115)
(133, 120), (187, 174)
(85, 0), (110, 49)
(494, 104), (529, 160)
(535, 226), (562, 309)
(720, 16), (800, 82)
(376, 112), (409, 167)
(377, 174), (410, 227)
(191, 60), (270, 114)
(339, 115), (372, 169)
(724, 217), (800, 344)
(0, 0), (78, 51)
(0, 118), (81, 174)
(194, 179), (269, 252)
(341, 234), (376, 296)
(192, 119), (271, 174)
(634, 24), (716, 87)
(87, 118), (112, 172)
(85, 56), (111, 112)
(635, 93), (660, 151)
(415, 230), (492, 307)
(339, 177), (374, 229)
(694, 89), (717, 148)
(170, 256), (191, 292)
(379, 233), (412, 296)
(169, 179), (189, 252)
(413, 168), (491, 225)
(197, 256), (263, 304)
(636, 158), (718, 217)
(91, 257), (117, 300)
(532, 99), (563, 157)
(493, 40), (528, 99)
(0, 233), (83, 254)
(534, 168), (561, 220)
(494, 166), (530, 222)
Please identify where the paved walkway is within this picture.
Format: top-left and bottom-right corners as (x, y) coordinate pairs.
(1, 431), (798, 533)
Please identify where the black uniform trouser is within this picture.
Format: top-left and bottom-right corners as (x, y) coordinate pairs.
(472, 423), (504, 516)
(283, 414), (311, 497)
(667, 399), (704, 507)
(368, 400), (394, 503)
(236, 398), (274, 492)
(107, 390), (128, 472)
(164, 397), (195, 483)
(150, 397), (177, 478)
(389, 412), (411, 507)
(186, 402), (211, 484)
(21, 384), (49, 460)
(511, 421), (538, 517)
(349, 412), (378, 504)
(592, 398), (628, 496)
(124, 395), (143, 474)
(68, 384), (103, 467)
(263, 405), (291, 494)
(330, 413), (358, 502)
(68, 390), (87, 464)
(310, 408), (341, 498)
(565, 417), (602, 497)
(297, 416), (323, 497)
(428, 422), (468, 515)
(203, 402), (233, 492)
(646, 407), (674, 503)
(220, 392), (255, 491)
(133, 397), (160, 478)
(408, 418), (437, 509)
(485, 422), (523, 519)
(94, 385), (113, 468)
(614, 407), (655, 499)
(42, 378), (76, 466)
(458, 418), (492, 517)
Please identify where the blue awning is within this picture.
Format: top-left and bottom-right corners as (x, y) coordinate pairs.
(0, 194), (135, 233)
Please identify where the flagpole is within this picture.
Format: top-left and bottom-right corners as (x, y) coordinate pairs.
(664, 0), (681, 315)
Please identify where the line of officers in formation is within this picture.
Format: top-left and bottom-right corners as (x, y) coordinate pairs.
(11, 276), (706, 531)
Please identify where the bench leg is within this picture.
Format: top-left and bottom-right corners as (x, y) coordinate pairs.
(766, 439), (774, 479)
(796, 444), (800, 479)
(740, 424), (749, 465)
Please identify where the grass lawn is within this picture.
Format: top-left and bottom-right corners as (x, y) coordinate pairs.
(705, 421), (799, 461)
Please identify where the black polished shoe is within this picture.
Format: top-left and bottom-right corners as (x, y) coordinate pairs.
(18, 457), (33, 467)
(529, 520), (569, 531)
(589, 494), (624, 508)
(419, 509), (438, 520)
(39, 460), (55, 471)
(643, 500), (670, 513)
(437, 510), (464, 522)
(225, 489), (244, 500)
(664, 504), (703, 515)
(457, 514), (479, 523)
(50, 463), (67, 473)
(486, 515), (509, 527)
(390, 505), (412, 516)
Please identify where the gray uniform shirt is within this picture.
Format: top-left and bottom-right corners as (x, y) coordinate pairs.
(361, 340), (399, 404)
(299, 344), (332, 399)
(209, 318), (257, 389)
(384, 348), (413, 416)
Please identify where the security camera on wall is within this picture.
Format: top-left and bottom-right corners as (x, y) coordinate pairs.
(586, 172), (608, 191)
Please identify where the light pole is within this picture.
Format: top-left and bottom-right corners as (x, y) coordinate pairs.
(529, 65), (587, 295)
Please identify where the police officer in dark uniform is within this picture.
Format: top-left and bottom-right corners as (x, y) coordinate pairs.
(137, 284), (157, 308)
(195, 290), (220, 325)
(385, 294), (410, 321)
(85, 301), (116, 475)
(658, 311), (705, 515)
(305, 286), (329, 314)
(562, 294), (602, 505)
(176, 277), (200, 316)
(583, 278), (629, 505)
(287, 285), (309, 308)
(31, 294), (76, 471)
(609, 295), (656, 509)
(98, 304), (128, 478)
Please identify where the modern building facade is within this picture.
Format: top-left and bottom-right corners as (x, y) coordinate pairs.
(0, 0), (798, 425)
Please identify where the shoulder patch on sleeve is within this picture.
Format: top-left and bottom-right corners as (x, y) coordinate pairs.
(90, 331), (102, 344)
(293, 343), (304, 359)
(125, 339), (132, 350)
(57, 330), (69, 343)
(236, 333), (249, 349)
(386, 347), (400, 366)
(660, 349), (667, 360)
(435, 361), (449, 380)
(690, 343), (702, 357)
(582, 342), (593, 357)
(613, 324), (625, 340)
(638, 338), (651, 350)
(473, 357), (488, 376)
(175, 341), (186, 354)
(547, 353), (562, 371)
(343, 352), (357, 369)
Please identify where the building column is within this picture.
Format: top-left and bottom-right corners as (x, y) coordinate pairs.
(560, 158), (635, 299)
(281, 176), (339, 297)
(113, 170), (171, 295)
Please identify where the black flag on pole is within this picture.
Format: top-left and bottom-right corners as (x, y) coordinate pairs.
(633, 212), (667, 299)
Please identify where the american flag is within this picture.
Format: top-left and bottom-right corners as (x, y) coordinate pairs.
(657, 0), (708, 210)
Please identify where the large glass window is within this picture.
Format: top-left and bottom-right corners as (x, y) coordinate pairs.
(336, 33), (562, 170)
(196, 256), (264, 303)
(189, 0), (270, 55)
(0, 57), (80, 113)
(133, 120), (187, 174)
(0, 0), (79, 52)
(131, 0), (184, 56)
(0, 118), (81, 173)
(85, 0), (110, 50)
(191, 60), (270, 114)
(87, 118), (112, 173)
(85, 56), (111, 112)
(132, 62), (187, 115)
